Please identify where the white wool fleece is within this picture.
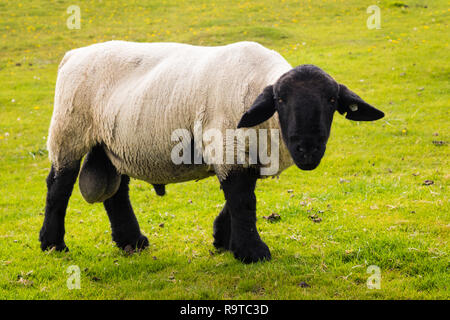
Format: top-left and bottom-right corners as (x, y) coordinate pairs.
(47, 41), (294, 183)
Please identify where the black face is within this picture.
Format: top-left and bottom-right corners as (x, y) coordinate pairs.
(274, 65), (338, 170)
(237, 64), (385, 171)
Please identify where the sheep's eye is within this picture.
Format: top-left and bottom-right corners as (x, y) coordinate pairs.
(278, 98), (283, 104)
(330, 97), (336, 104)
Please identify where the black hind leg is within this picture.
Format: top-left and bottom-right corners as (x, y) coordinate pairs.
(39, 162), (80, 252)
(103, 175), (149, 251)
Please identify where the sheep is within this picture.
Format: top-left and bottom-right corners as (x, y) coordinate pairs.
(40, 40), (384, 263)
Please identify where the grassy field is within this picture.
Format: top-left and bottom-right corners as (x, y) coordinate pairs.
(0, 0), (448, 299)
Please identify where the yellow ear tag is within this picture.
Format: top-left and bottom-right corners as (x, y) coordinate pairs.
(349, 104), (358, 112)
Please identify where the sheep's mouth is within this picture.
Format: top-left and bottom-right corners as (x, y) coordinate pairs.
(290, 147), (325, 171)
(295, 161), (321, 171)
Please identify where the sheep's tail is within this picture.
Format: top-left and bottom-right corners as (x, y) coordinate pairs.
(152, 184), (166, 196)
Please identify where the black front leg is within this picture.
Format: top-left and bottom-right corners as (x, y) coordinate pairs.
(220, 169), (271, 263)
(40, 162), (80, 251)
(213, 202), (231, 251)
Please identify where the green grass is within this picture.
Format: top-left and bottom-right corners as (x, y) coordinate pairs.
(0, 0), (448, 299)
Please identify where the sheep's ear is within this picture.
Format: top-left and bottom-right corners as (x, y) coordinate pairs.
(337, 84), (384, 121)
(237, 85), (276, 128)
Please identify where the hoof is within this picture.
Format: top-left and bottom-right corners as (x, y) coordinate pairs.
(40, 241), (69, 252)
(213, 234), (230, 251)
(39, 229), (69, 252)
(231, 240), (271, 264)
(119, 234), (149, 254)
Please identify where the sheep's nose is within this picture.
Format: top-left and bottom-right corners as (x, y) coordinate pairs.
(296, 146), (319, 154)
(296, 146), (310, 161)
(297, 146), (306, 153)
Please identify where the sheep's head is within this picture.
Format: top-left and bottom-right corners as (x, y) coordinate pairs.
(237, 64), (384, 171)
